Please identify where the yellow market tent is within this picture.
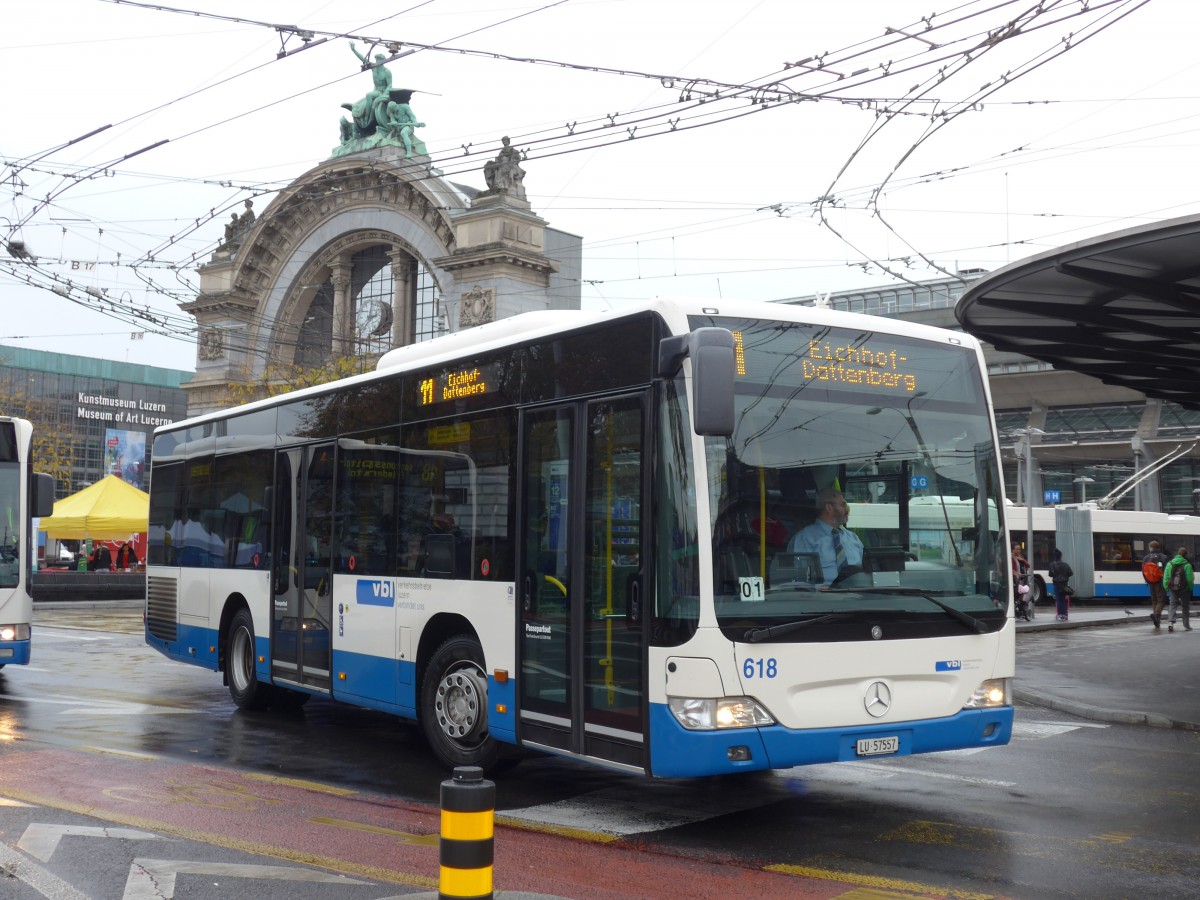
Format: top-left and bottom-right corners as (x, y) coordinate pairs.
(38, 475), (149, 539)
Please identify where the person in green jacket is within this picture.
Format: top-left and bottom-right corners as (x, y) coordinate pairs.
(1162, 548), (1193, 632)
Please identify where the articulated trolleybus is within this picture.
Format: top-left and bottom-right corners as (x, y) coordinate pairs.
(0, 417), (55, 667)
(144, 299), (1014, 777)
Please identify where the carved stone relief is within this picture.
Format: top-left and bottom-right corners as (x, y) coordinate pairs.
(198, 327), (225, 361)
(459, 285), (495, 328)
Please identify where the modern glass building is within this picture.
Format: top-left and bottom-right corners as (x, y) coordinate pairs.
(778, 273), (1200, 515)
(0, 346), (191, 499)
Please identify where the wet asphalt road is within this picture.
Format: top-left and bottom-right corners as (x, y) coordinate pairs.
(0, 603), (1194, 899)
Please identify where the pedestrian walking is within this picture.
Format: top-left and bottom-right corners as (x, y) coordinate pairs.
(1048, 548), (1073, 621)
(1142, 539), (1170, 628)
(1010, 541), (1032, 617)
(1162, 547), (1193, 633)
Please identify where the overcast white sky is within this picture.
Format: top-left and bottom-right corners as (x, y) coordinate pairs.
(1, 0), (1192, 372)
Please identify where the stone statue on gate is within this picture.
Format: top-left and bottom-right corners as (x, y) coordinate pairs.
(219, 199), (255, 251)
(483, 136), (526, 200)
(334, 42), (428, 159)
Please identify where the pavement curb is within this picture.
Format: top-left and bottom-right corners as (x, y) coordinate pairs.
(1017, 609), (1200, 731)
(1018, 613), (1148, 633)
(1014, 688), (1200, 731)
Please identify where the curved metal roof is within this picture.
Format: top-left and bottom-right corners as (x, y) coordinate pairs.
(955, 213), (1200, 409)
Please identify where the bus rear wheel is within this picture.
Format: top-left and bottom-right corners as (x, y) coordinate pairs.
(420, 635), (502, 772)
(227, 608), (271, 710)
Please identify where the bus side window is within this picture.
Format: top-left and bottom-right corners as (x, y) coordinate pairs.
(422, 533), (456, 578)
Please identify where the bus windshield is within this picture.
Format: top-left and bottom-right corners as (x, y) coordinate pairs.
(694, 316), (1006, 640)
(0, 461), (20, 587)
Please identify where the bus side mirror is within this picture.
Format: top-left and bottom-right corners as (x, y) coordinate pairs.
(658, 327), (735, 437)
(32, 473), (54, 519)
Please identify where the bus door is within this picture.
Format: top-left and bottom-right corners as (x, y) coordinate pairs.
(517, 395), (649, 771)
(270, 443), (335, 693)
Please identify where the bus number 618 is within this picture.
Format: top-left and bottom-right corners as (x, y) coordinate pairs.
(743, 658), (777, 679)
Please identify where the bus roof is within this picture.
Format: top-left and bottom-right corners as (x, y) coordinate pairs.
(158, 297), (982, 436)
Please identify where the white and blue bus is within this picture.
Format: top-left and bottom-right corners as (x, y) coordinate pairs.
(1006, 504), (1200, 602)
(0, 416), (55, 667)
(144, 299), (1014, 777)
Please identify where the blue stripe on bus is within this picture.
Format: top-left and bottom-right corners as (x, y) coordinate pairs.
(324, 650), (517, 742)
(0, 639), (31, 665)
(331, 648), (405, 710)
(1091, 584), (1151, 599)
(144, 627), (416, 712)
(646, 702), (1013, 778)
(487, 676), (516, 743)
(145, 627), (519, 745)
(145, 621), (221, 670)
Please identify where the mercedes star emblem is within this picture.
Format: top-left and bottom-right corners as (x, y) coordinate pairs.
(864, 681), (893, 718)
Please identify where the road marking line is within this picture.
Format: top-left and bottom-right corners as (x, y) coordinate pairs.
(0, 694), (195, 716)
(797, 761), (1016, 788)
(124, 859), (369, 899)
(243, 773), (357, 796)
(18, 823), (166, 862)
(502, 780), (775, 838)
(765, 862), (995, 899)
(309, 816), (439, 846)
(494, 814), (621, 843)
(850, 762), (1015, 787)
(0, 784), (437, 889)
(80, 746), (160, 760)
(879, 819), (1191, 874)
(0, 839), (91, 900)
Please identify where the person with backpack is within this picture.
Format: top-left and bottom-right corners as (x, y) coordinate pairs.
(1142, 539), (1170, 629)
(1162, 547), (1193, 633)
(1047, 548), (1074, 622)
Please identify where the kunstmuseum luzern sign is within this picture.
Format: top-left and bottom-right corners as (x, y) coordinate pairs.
(76, 392), (174, 427)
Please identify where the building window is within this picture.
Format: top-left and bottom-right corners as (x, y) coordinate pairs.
(414, 262), (445, 343)
(350, 246), (394, 355)
(296, 283), (334, 368)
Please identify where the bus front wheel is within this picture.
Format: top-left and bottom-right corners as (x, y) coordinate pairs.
(227, 608), (271, 710)
(420, 635), (501, 772)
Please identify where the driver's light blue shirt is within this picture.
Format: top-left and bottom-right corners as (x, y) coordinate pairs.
(788, 519), (865, 583)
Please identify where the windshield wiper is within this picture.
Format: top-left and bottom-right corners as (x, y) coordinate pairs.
(744, 613), (853, 643)
(858, 587), (988, 633)
(743, 609), (897, 643)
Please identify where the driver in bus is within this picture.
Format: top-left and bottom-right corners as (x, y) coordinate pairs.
(788, 487), (864, 584)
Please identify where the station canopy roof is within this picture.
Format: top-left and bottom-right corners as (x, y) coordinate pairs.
(955, 212), (1200, 410)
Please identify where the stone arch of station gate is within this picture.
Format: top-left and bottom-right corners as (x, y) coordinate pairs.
(247, 209), (458, 379)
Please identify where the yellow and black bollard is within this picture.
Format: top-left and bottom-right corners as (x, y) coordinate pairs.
(439, 765), (495, 900)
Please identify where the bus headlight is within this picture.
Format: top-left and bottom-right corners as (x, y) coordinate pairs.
(0, 624), (30, 642)
(963, 678), (1011, 709)
(668, 696), (775, 730)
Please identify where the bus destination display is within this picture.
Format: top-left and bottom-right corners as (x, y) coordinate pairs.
(418, 366), (492, 406)
(731, 330), (919, 393)
(803, 339), (918, 393)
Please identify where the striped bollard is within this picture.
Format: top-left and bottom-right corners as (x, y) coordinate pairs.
(439, 765), (494, 900)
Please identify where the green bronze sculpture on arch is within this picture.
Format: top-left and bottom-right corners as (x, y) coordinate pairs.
(334, 42), (427, 159)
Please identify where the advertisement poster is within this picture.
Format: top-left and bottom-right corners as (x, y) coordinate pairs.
(104, 428), (147, 489)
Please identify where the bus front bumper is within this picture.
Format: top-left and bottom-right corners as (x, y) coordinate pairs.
(648, 703), (1013, 778)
